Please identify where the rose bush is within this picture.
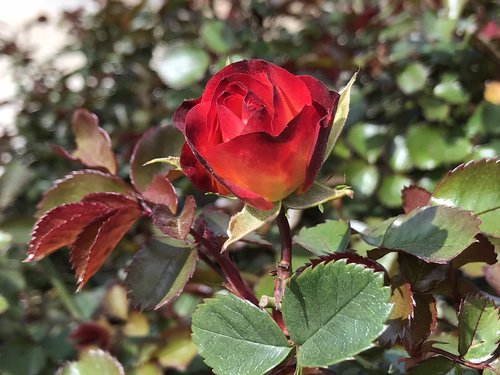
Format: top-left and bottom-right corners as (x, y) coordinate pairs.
(174, 59), (340, 210)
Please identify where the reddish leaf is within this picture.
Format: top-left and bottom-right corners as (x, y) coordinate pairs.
(36, 170), (133, 217)
(485, 263), (500, 295)
(402, 185), (431, 214)
(26, 202), (113, 262)
(71, 205), (142, 290)
(379, 277), (415, 345)
(70, 322), (112, 350)
(130, 125), (184, 191)
(54, 109), (117, 174)
(142, 174), (178, 214)
(452, 234), (497, 268)
(81, 192), (140, 210)
(151, 196), (196, 240)
(403, 293), (437, 356)
(398, 253), (450, 293)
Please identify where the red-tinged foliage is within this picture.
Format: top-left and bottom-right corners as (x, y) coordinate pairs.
(403, 294), (437, 356)
(28, 190), (143, 289)
(402, 185), (431, 214)
(26, 202), (113, 261)
(72, 206), (142, 290)
(142, 174), (178, 214)
(52, 109), (117, 174)
(70, 322), (113, 350)
(452, 234), (497, 268)
(151, 195), (196, 240)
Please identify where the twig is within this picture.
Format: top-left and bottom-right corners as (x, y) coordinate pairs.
(274, 211), (292, 309)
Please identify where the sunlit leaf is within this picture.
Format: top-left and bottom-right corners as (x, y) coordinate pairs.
(397, 63), (429, 95)
(0, 160), (33, 210)
(293, 220), (350, 255)
(151, 44), (210, 89)
(458, 294), (500, 363)
(126, 239), (197, 309)
(156, 327), (198, 371)
(324, 72), (357, 163)
(431, 158), (500, 237)
(282, 260), (391, 367)
(377, 175), (411, 208)
(382, 206), (481, 263)
(192, 294), (292, 375)
(347, 123), (387, 164)
(54, 109), (117, 174)
(283, 182), (353, 210)
(57, 349), (124, 375)
(222, 202), (281, 250)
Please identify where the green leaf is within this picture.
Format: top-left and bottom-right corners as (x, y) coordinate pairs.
(431, 159), (500, 237)
(293, 220), (350, 255)
(388, 135), (413, 172)
(282, 260), (391, 367)
(420, 98), (450, 122)
(346, 123), (387, 164)
(201, 20), (235, 54)
(130, 125), (184, 191)
(152, 44), (210, 89)
(377, 175), (412, 208)
(360, 217), (397, 247)
(283, 182), (353, 209)
(407, 126), (470, 170)
(0, 294), (9, 314)
(338, 160), (379, 198)
(434, 75), (469, 104)
(222, 202), (281, 250)
(143, 156), (181, 170)
(191, 294), (292, 375)
(0, 160), (33, 210)
(57, 349), (124, 375)
(407, 356), (464, 375)
(156, 327), (198, 371)
(126, 239), (197, 309)
(35, 170), (133, 217)
(397, 63), (429, 94)
(381, 206), (481, 263)
(324, 72), (357, 163)
(458, 295), (500, 363)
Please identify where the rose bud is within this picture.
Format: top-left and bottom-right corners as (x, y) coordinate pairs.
(174, 59), (340, 210)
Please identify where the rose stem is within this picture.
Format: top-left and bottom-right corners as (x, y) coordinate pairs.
(190, 228), (259, 305)
(274, 210), (292, 309)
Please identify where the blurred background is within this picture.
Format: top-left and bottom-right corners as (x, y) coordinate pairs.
(0, 0), (499, 374)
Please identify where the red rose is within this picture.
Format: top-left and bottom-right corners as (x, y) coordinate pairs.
(174, 59), (340, 210)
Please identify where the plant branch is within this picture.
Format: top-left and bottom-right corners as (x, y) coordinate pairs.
(190, 228), (258, 305)
(274, 210), (292, 309)
(429, 348), (494, 371)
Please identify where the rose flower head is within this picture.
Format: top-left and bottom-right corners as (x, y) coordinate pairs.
(174, 59), (340, 210)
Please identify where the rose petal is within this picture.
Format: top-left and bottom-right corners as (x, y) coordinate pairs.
(180, 143), (230, 196)
(217, 105), (245, 142)
(204, 105), (322, 203)
(184, 102), (221, 152)
(173, 98), (201, 133)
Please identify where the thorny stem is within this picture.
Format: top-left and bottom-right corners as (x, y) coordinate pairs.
(429, 348), (495, 371)
(190, 228), (258, 305)
(274, 210), (292, 309)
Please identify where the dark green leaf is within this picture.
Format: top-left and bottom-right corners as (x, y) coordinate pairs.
(130, 125), (184, 192)
(126, 239), (197, 309)
(458, 295), (500, 363)
(191, 294), (292, 375)
(282, 260), (391, 367)
(201, 20), (235, 54)
(293, 220), (350, 255)
(382, 206), (481, 263)
(407, 356), (464, 375)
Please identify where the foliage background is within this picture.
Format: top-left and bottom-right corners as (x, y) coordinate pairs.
(0, 0), (499, 373)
